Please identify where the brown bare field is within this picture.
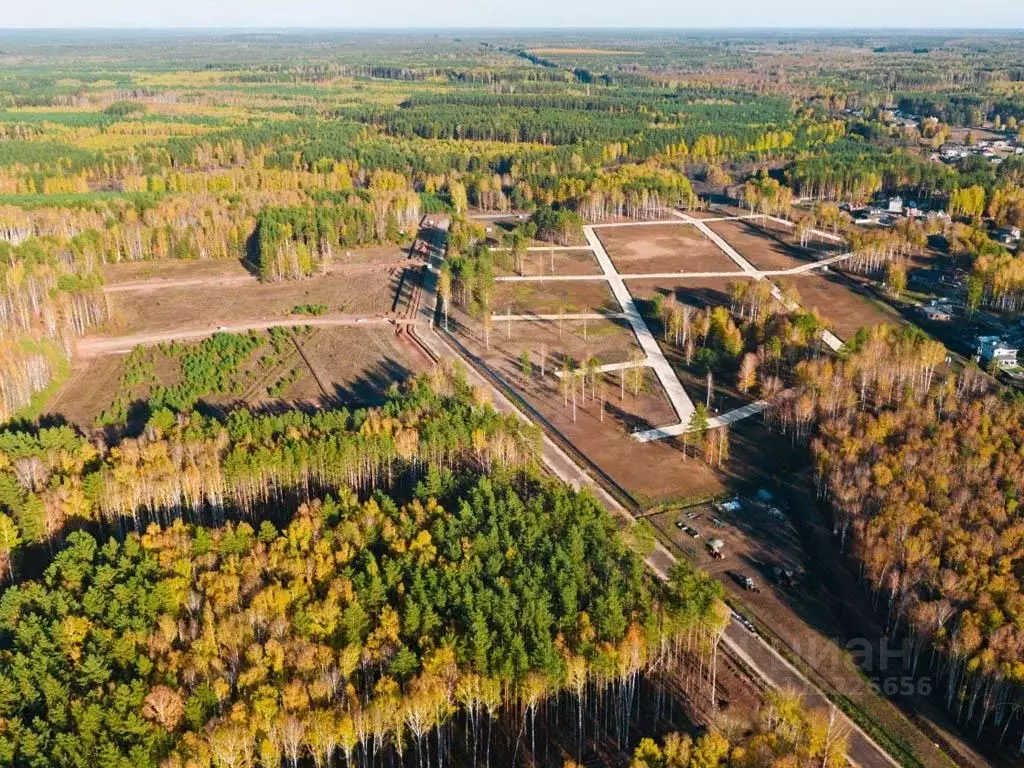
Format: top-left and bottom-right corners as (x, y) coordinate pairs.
(109, 270), (400, 334)
(627, 275), (753, 311)
(102, 245), (408, 285)
(597, 223), (741, 274)
(450, 309), (725, 504)
(456, 311), (642, 369)
(44, 356), (126, 429)
(784, 272), (900, 340)
(474, 347), (724, 503)
(102, 258), (252, 285)
(491, 280), (617, 315)
(685, 208), (735, 220)
(289, 326), (424, 406)
(331, 244), (409, 266)
(707, 219), (820, 272)
(494, 249), (602, 277)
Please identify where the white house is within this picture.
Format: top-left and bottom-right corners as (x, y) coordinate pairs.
(977, 336), (1019, 368)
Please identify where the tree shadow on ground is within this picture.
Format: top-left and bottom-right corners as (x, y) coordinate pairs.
(327, 357), (414, 408)
(603, 400), (660, 433)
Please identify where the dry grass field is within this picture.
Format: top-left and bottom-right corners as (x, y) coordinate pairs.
(779, 273), (900, 339)
(491, 279), (617, 315)
(108, 270), (400, 333)
(494, 248), (603, 277)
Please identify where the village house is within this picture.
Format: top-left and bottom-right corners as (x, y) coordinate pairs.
(920, 302), (953, 322)
(977, 335), (1020, 369)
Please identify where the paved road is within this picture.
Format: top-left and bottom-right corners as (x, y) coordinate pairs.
(634, 399), (770, 441)
(673, 211), (847, 353)
(496, 257), (852, 282)
(495, 220), (851, 437)
(673, 211), (761, 274)
(585, 225), (697, 428)
(77, 315), (395, 356)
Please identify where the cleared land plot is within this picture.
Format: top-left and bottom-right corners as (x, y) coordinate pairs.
(628, 276), (754, 312)
(491, 280), (617, 315)
(597, 223), (741, 274)
(293, 326), (423, 406)
(451, 310), (726, 504)
(103, 246), (410, 289)
(49, 326), (425, 430)
(521, 369), (725, 505)
(43, 356), (126, 429)
(456, 312), (642, 368)
(330, 244), (409, 267)
(494, 248), (602, 277)
(783, 272), (900, 340)
(707, 219), (822, 272)
(494, 350), (723, 503)
(109, 270), (400, 334)
(103, 258), (253, 286)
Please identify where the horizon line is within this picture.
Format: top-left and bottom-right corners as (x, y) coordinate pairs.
(2, 25), (1024, 32)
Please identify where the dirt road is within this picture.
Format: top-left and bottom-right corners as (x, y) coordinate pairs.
(77, 316), (393, 356)
(103, 260), (411, 294)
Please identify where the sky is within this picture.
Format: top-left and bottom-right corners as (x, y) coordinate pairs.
(3, 0), (1024, 30)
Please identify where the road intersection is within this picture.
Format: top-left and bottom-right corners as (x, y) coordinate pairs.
(492, 210), (851, 440)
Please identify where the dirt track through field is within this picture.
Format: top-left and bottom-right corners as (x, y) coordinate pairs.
(103, 260), (411, 294)
(78, 316), (394, 356)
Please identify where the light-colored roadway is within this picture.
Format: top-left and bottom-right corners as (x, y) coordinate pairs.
(585, 225), (697, 428)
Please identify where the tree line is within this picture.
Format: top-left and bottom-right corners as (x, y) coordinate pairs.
(0, 366), (540, 573)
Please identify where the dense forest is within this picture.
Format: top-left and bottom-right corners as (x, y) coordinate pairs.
(0, 470), (728, 768)
(0, 365), (540, 570)
(0, 362), (733, 768)
(813, 381), (1024, 746)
